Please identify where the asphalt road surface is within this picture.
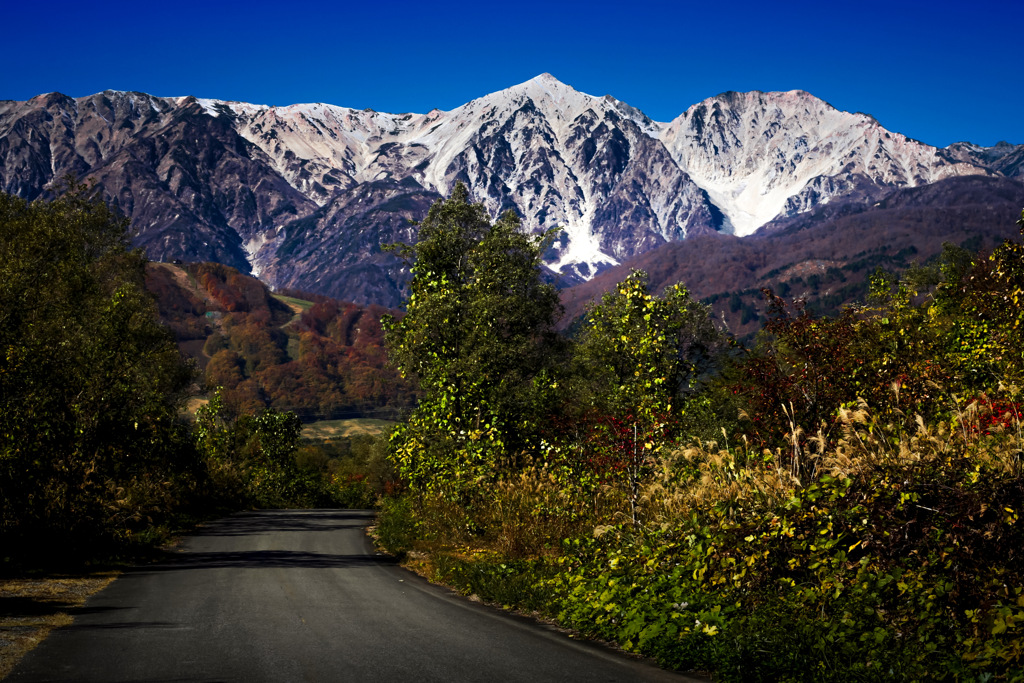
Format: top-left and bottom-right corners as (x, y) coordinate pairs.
(8, 510), (703, 682)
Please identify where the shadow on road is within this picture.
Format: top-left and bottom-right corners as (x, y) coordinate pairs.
(0, 597), (77, 617)
(190, 510), (374, 537)
(127, 510), (393, 573)
(137, 550), (394, 571)
(62, 620), (179, 632)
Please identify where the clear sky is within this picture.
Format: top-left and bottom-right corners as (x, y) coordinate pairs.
(3, 0), (1020, 148)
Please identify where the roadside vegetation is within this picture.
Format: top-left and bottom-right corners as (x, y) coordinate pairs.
(3, 180), (1022, 680)
(0, 184), (371, 571)
(377, 184), (1024, 681)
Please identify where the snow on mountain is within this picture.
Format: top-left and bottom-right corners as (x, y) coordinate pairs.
(221, 73), (693, 279)
(658, 90), (988, 236)
(0, 75), (1010, 305)
(214, 76), (993, 275)
(415, 73), (663, 192)
(229, 101), (439, 204)
(403, 73), (719, 279)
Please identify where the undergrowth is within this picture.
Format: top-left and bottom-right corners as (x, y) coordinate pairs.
(375, 202), (1024, 680)
(378, 396), (1024, 681)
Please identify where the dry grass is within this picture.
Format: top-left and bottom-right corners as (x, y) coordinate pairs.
(0, 572), (118, 680)
(398, 465), (596, 561)
(640, 390), (1024, 524)
(477, 468), (592, 558)
(819, 396), (1024, 478)
(642, 439), (798, 522)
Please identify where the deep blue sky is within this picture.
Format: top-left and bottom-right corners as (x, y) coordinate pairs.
(4, 0), (1020, 147)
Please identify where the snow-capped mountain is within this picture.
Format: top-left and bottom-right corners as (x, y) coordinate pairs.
(216, 74), (724, 282)
(659, 90), (987, 236)
(0, 75), (1011, 305)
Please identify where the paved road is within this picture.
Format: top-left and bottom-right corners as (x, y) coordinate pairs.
(9, 510), (702, 682)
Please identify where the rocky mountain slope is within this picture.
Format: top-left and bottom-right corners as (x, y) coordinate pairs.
(0, 92), (316, 272)
(562, 175), (1024, 338)
(0, 75), (1015, 306)
(943, 140), (1024, 178)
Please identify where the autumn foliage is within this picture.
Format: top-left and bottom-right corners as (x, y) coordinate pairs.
(147, 262), (418, 421)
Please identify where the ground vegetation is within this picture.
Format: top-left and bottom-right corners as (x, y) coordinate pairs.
(378, 189), (1024, 681)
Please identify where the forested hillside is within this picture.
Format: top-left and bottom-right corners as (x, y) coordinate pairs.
(145, 261), (418, 420)
(376, 184), (1024, 681)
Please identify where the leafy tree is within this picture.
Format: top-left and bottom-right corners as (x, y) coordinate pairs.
(0, 183), (196, 547)
(383, 183), (563, 491)
(928, 213), (1024, 385)
(195, 392), (329, 507)
(571, 269), (724, 522)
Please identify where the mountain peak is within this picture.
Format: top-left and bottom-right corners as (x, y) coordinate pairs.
(449, 73), (599, 129)
(506, 73), (584, 100)
(659, 88), (985, 236)
(477, 73), (659, 135)
(521, 72), (573, 89)
(531, 72), (561, 83)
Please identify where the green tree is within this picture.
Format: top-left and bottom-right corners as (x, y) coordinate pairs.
(573, 269), (724, 522)
(195, 392), (324, 507)
(929, 213), (1024, 385)
(383, 183), (563, 491)
(0, 183), (197, 548)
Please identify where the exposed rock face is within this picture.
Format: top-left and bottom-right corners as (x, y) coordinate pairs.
(260, 177), (441, 309)
(659, 90), (989, 236)
(0, 76), (1013, 306)
(0, 91), (317, 271)
(944, 141), (1024, 178)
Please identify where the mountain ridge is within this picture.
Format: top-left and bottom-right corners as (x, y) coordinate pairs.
(0, 75), (1019, 307)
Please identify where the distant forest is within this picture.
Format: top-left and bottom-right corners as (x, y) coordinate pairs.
(146, 262), (419, 421)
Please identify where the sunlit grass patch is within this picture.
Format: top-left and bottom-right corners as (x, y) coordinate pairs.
(301, 418), (395, 442)
(272, 294), (315, 313)
(0, 573), (118, 679)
